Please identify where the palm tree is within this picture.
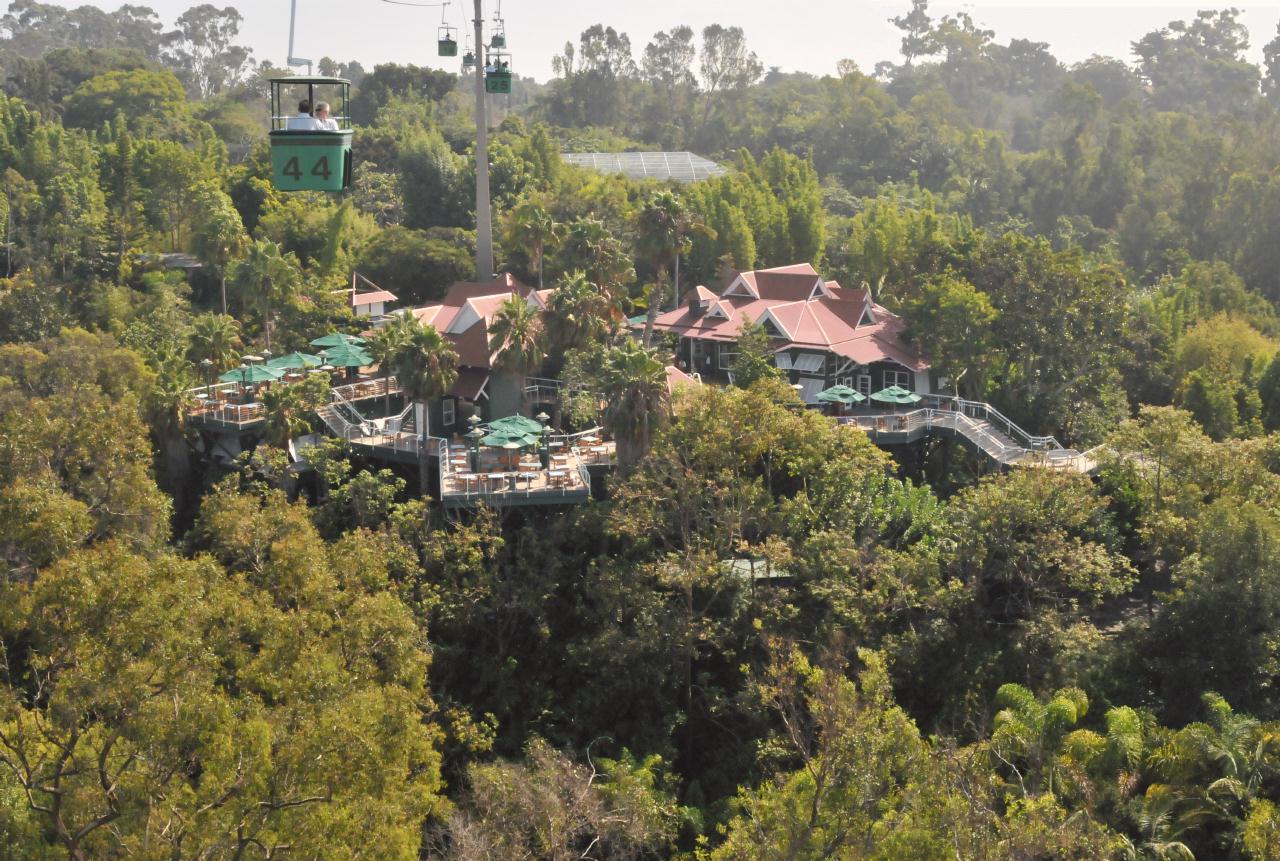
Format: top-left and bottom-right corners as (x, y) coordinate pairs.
(187, 312), (243, 374)
(390, 320), (459, 494)
(558, 217), (635, 309)
(488, 295), (545, 401)
(636, 190), (713, 347)
(545, 270), (610, 365)
(230, 239), (301, 352)
(505, 196), (563, 288)
(599, 338), (669, 472)
(367, 313), (417, 417)
(145, 349), (196, 501)
(261, 375), (330, 450)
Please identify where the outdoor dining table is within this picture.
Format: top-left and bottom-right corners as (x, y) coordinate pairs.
(454, 472), (478, 493)
(589, 445), (609, 462)
(517, 462), (540, 473)
(547, 469), (569, 487)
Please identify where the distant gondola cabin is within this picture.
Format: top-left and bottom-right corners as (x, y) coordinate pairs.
(268, 76), (353, 192)
(439, 26), (458, 56)
(485, 61), (512, 94)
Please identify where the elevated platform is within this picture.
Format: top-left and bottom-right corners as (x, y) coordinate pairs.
(836, 395), (1096, 473)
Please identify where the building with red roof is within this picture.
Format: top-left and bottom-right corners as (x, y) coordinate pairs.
(642, 263), (931, 403)
(389, 273), (549, 434)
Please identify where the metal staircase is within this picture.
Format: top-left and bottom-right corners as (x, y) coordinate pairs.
(838, 394), (1097, 473)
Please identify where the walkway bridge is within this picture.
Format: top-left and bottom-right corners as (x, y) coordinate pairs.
(837, 394), (1098, 474)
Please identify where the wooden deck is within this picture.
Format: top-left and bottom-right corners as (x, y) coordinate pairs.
(437, 432), (613, 508)
(187, 383), (267, 430)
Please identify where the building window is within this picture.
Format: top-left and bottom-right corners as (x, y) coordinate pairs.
(719, 350), (738, 371)
(884, 369), (912, 390)
(441, 397), (455, 427)
(836, 374), (854, 389)
(856, 375), (872, 397)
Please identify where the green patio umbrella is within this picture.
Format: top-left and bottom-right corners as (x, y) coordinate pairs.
(219, 364), (283, 384)
(869, 385), (922, 406)
(320, 342), (374, 369)
(480, 429), (540, 448)
(309, 332), (366, 349)
(486, 415), (545, 435)
(816, 384), (866, 406)
(266, 351), (322, 372)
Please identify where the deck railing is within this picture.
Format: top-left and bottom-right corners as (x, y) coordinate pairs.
(907, 394), (1064, 452)
(192, 400), (266, 426)
(837, 402), (1078, 466)
(332, 375), (399, 402)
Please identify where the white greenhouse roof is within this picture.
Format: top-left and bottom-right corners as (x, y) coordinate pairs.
(559, 151), (727, 182)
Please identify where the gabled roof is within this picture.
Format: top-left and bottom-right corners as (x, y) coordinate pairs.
(351, 289), (397, 307)
(665, 365), (700, 396)
(644, 265), (929, 373)
(400, 274), (541, 371)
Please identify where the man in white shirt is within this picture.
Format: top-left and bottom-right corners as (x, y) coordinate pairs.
(313, 102), (340, 130)
(285, 100), (319, 130)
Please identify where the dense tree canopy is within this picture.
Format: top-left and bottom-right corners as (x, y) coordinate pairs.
(10, 2), (1280, 858)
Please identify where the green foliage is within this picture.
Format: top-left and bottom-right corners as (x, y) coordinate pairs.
(729, 318), (782, 389)
(356, 225), (473, 305)
(61, 66), (188, 132)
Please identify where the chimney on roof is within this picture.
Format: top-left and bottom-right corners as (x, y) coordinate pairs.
(688, 287), (709, 317)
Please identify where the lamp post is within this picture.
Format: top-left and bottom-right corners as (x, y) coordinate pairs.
(465, 425), (485, 473)
(200, 358), (213, 397)
(536, 410), (550, 469)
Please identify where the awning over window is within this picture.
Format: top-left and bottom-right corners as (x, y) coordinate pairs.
(775, 352), (825, 373)
(792, 353), (825, 373)
(797, 377), (826, 403)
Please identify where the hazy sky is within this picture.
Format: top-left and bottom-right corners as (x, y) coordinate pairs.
(74, 1), (1280, 82)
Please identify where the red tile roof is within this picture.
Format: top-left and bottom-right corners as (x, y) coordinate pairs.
(401, 274), (541, 371)
(647, 265), (928, 372)
(664, 365), (700, 396)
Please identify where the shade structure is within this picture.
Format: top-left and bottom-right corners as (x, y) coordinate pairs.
(816, 384), (866, 406)
(869, 385), (922, 405)
(320, 342), (374, 368)
(480, 429), (540, 448)
(309, 332), (366, 349)
(219, 364), (283, 384)
(266, 351), (322, 371)
(486, 415), (545, 435)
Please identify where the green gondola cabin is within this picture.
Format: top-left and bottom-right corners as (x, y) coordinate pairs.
(268, 76), (353, 192)
(438, 26), (458, 56)
(485, 57), (512, 94)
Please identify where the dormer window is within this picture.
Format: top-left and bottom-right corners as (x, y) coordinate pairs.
(859, 305), (876, 327)
(809, 278), (831, 299)
(761, 317), (784, 338)
(724, 276), (757, 298)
